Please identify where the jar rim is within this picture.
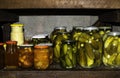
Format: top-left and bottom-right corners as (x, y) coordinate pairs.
(19, 44), (33, 47)
(10, 23), (24, 27)
(107, 32), (120, 36)
(32, 34), (48, 38)
(84, 26), (98, 31)
(6, 41), (17, 44)
(54, 26), (66, 30)
(98, 26), (111, 29)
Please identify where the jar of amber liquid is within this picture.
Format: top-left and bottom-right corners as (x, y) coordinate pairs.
(0, 43), (5, 69)
(18, 44), (33, 69)
(34, 44), (49, 70)
(5, 41), (18, 69)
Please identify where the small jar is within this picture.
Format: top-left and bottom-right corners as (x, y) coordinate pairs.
(60, 40), (77, 69)
(53, 32), (70, 63)
(103, 32), (120, 68)
(77, 26), (103, 68)
(10, 23), (24, 45)
(98, 26), (112, 41)
(32, 34), (50, 46)
(18, 44), (33, 69)
(34, 44), (49, 70)
(50, 26), (67, 42)
(0, 43), (5, 69)
(5, 41), (18, 69)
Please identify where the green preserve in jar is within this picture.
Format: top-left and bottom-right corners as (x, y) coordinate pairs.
(60, 40), (77, 69)
(77, 26), (103, 68)
(103, 32), (120, 68)
(32, 34), (50, 45)
(53, 32), (70, 63)
(98, 26), (112, 41)
(50, 26), (67, 42)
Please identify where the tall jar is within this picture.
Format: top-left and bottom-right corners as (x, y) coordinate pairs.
(32, 34), (50, 46)
(60, 40), (77, 69)
(0, 43), (5, 69)
(103, 32), (120, 68)
(18, 44), (33, 69)
(98, 26), (112, 41)
(34, 44), (49, 70)
(53, 32), (70, 63)
(50, 26), (67, 42)
(5, 41), (18, 69)
(10, 23), (24, 45)
(77, 26), (103, 68)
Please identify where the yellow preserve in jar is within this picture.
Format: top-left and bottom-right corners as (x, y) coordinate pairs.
(10, 23), (24, 45)
(34, 44), (49, 70)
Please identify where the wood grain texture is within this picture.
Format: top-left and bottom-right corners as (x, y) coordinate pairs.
(0, 0), (120, 9)
(0, 70), (120, 78)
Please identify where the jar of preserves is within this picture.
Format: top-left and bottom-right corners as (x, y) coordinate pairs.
(50, 26), (67, 42)
(34, 44), (49, 70)
(60, 40), (77, 69)
(5, 41), (18, 69)
(32, 34), (50, 46)
(18, 44), (33, 69)
(53, 32), (70, 63)
(10, 23), (24, 45)
(0, 43), (5, 69)
(98, 26), (112, 41)
(103, 32), (120, 68)
(77, 26), (103, 68)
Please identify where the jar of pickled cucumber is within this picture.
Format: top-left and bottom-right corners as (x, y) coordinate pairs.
(32, 34), (50, 46)
(34, 44), (49, 70)
(71, 26), (84, 41)
(50, 26), (67, 42)
(103, 32), (120, 68)
(60, 40), (77, 69)
(18, 44), (33, 69)
(98, 26), (112, 41)
(53, 32), (70, 63)
(77, 26), (103, 68)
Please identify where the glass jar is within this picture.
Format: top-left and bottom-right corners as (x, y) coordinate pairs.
(50, 26), (67, 42)
(60, 40), (77, 69)
(10, 23), (24, 45)
(77, 26), (103, 68)
(103, 32), (120, 68)
(0, 43), (5, 69)
(53, 32), (70, 63)
(32, 34), (50, 46)
(98, 26), (112, 41)
(34, 44), (49, 70)
(18, 44), (33, 69)
(5, 41), (18, 69)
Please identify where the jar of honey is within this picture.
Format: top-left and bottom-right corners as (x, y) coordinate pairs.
(34, 44), (49, 70)
(5, 41), (18, 69)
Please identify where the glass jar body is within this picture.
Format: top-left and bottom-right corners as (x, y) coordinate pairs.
(0, 43), (5, 69)
(34, 45), (49, 70)
(5, 41), (18, 69)
(103, 32), (120, 68)
(77, 26), (103, 68)
(18, 44), (34, 68)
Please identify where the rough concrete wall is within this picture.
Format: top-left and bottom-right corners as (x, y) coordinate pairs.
(19, 16), (98, 39)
